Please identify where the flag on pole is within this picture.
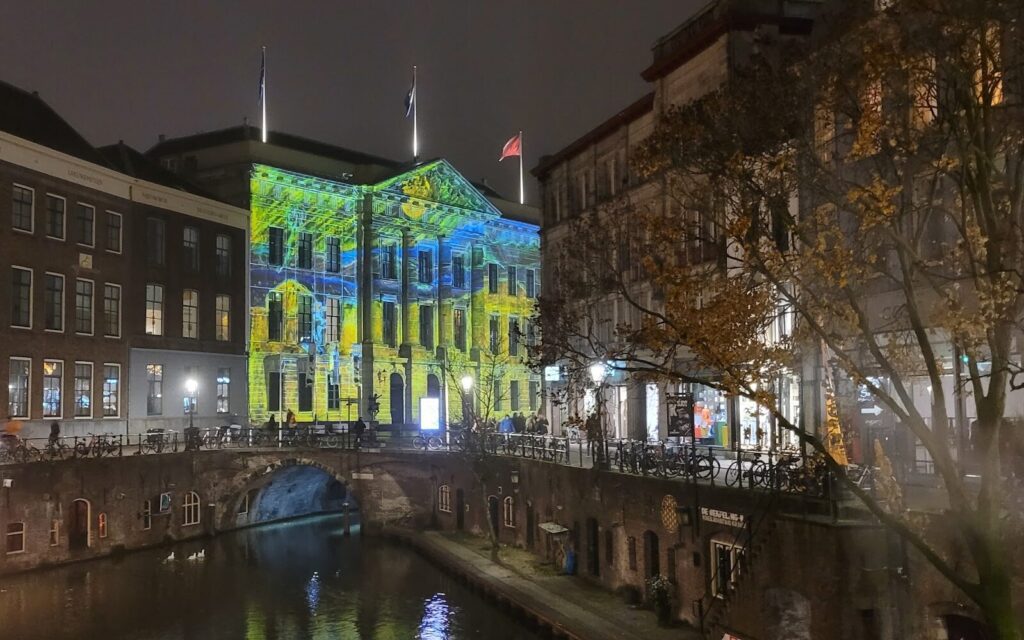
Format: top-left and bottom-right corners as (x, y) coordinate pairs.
(258, 49), (266, 102)
(259, 46), (267, 143)
(404, 74), (416, 118)
(499, 133), (522, 161)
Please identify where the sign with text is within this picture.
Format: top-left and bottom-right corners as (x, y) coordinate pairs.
(544, 365), (561, 382)
(420, 397), (440, 431)
(700, 507), (746, 529)
(666, 392), (694, 438)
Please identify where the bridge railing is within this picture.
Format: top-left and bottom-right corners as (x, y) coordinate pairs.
(0, 428), (833, 499)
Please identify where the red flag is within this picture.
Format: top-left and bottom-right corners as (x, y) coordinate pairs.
(499, 133), (522, 161)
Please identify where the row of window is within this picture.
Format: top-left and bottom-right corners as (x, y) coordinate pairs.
(491, 379), (541, 413)
(376, 302), (536, 355)
(437, 486), (517, 527)
(267, 228), (342, 272)
(144, 284), (231, 341)
(10, 184), (122, 251)
(10, 267), (121, 336)
(147, 218), (232, 275)
(144, 365), (231, 416)
(4, 492), (203, 555)
(7, 358), (120, 419)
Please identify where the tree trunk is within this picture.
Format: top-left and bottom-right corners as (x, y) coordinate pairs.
(978, 560), (1022, 640)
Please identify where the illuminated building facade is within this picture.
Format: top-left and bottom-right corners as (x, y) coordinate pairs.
(149, 127), (540, 426)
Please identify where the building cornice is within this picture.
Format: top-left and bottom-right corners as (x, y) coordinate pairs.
(0, 130), (249, 230)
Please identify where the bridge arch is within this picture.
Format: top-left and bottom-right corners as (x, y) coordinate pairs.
(219, 457), (355, 531)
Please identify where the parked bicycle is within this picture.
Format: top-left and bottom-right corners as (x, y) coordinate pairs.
(75, 433), (120, 458)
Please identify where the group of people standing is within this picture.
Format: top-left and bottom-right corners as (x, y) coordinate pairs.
(496, 412), (549, 435)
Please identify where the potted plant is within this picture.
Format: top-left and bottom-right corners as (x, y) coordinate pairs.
(645, 574), (674, 626)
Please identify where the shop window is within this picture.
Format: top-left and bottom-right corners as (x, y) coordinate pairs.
(438, 485), (451, 513)
(711, 540), (745, 598)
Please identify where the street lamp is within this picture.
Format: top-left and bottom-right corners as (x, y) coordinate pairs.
(185, 378), (198, 430)
(589, 362), (609, 468)
(460, 375), (474, 392)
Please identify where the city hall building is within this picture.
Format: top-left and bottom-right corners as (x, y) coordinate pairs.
(149, 127), (540, 427)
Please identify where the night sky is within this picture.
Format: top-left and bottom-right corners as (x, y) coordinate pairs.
(1, 1), (703, 202)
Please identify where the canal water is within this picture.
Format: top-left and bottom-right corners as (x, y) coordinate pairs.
(0, 515), (543, 639)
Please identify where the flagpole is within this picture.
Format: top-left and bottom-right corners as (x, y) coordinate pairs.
(412, 65), (418, 162)
(261, 46), (267, 143)
(518, 130), (524, 205)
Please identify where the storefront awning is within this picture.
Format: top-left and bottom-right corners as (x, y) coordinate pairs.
(538, 522), (569, 535)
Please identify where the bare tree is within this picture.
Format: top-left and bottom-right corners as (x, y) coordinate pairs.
(541, 1), (1023, 635)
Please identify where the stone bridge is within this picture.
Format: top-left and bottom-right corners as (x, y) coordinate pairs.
(0, 444), (976, 640)
(0, 446), (465, 575)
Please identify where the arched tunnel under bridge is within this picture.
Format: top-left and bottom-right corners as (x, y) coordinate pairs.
(229, 463), (357, 530)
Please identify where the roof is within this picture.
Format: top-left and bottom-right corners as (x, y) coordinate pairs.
(0, 79), (110, 166)
(532, 92), (654, 179)
(146, 125), (402, 171)
(98, 142), (219, 200)
(641, 0), (820, 81)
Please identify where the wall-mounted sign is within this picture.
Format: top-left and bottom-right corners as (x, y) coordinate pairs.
(78, 253), (93, 269)
(700, 507), (746, 529)
(544, 365), (561, 382)
(159, 492), (172, 513)
(420, 397), (440, 431)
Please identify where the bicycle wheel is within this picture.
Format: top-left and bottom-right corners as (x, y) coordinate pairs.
(749, 461), (769, 488)
(696, 455), (720, 481)
(725, 462), (743, 487)
(412, 436), (426, 450)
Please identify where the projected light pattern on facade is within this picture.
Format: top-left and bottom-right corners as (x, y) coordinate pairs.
(249, 160), (539, 427)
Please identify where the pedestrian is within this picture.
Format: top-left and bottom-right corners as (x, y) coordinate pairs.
(286, 409), (297, 429)
(48, 420), (60, 446)
(2, 415), (21, 454)
(499, 414), (513, 434)
(265, 413), (279, 431)
(353, 415), (367, 448)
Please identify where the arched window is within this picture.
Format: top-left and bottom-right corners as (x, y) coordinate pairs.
(503, 496), (516, 528)
(183, 491), (201, 526)
(97, 513), (108, 538)
(438, 484), (451, 513)
(142, 500), (152, 530)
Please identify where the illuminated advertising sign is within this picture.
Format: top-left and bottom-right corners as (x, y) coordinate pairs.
(420, 397), (440, 431)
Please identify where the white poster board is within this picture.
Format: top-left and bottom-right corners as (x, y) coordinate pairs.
(420, 397), (440, 431)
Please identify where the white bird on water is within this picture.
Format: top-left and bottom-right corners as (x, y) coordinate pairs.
(162, 551), (175, 563)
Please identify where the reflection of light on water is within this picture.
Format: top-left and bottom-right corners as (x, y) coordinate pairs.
(417, 593), (451, 639)
(305, 571), (320, 615)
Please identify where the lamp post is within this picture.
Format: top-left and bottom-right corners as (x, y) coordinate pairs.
(589, 362), (609, 468)
(460, 375), (474, 430)
(185, 378), (198, 430)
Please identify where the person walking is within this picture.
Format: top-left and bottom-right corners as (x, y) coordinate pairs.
(48, 420), (60, 445)
(353, 416), (367, 448)
(286, 409), (297, 429)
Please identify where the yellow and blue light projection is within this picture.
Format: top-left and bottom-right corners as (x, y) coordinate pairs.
(248, 160), (540, 427)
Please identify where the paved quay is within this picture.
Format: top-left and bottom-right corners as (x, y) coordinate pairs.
(390, 529), (701, 640)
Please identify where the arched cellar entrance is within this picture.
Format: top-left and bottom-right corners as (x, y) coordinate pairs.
(231, 464), (357, 529)
(69, 498), (90, 551)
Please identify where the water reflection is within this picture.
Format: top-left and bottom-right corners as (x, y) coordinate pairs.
(418, 593), (453, 639)
(0, 515), (542, 640)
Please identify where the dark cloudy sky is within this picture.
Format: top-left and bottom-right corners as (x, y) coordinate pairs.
(0, 1), (703, 202)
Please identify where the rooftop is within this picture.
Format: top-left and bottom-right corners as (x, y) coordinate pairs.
(0, 79), (110, 167)
(98, 142), (218, 199)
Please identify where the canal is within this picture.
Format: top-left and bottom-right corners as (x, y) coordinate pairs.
(0, 515), (544, 639)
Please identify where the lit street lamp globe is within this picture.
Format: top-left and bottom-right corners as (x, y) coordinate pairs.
(460, 375), (474, 392)
(589, 362), (608, 385)
(185, 378), (198, 394)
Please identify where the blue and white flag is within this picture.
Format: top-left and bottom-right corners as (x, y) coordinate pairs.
(404, 74), (416, 118)
(258, 48), (266, 103)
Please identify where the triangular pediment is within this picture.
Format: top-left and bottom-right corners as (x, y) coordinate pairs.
(373, 159), (502, 217)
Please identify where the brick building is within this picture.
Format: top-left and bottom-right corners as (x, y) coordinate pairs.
(0, 81), (249, 436)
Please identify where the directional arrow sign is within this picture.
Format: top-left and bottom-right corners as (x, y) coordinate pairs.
(860, 405), (883, 416)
